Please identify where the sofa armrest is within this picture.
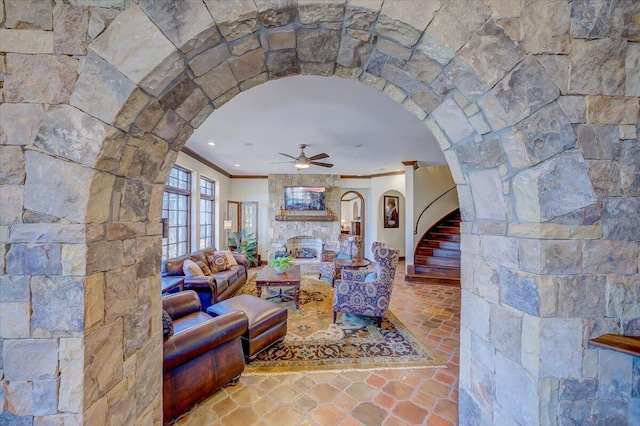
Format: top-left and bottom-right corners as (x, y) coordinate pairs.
(183, 276), (216, 292)
(162, 290), (201, 319)
(163, 311), (248, 372)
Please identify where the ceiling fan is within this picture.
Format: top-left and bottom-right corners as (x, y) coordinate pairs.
(276, 144), (334, 169)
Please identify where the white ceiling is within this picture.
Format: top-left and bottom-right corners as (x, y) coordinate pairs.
(185, 75), (446, 176)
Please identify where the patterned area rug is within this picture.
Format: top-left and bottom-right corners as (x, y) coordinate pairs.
(237, 275), (444, 374)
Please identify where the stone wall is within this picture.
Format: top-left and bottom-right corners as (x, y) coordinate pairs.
(0, 0), (638, 424)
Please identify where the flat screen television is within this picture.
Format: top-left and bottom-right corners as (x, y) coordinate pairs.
(284, 186), (326, 211)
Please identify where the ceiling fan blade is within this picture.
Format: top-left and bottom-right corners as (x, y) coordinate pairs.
(308, 153), (329, 161)
(278, 153), (296, 159)
(310, 161), (334, 168)
(269, 161), (294, 164)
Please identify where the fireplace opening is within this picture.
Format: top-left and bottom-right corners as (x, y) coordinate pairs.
(285, 236), (323, 261)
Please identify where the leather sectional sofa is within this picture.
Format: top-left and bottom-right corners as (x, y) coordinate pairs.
(162, 246), (248, 310)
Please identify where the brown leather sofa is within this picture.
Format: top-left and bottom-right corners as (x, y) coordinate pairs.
(162, 291), (248, 424)
(162, 246), (248, 310)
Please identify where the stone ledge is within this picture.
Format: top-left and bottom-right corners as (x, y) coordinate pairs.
(589, 334), (640, 357)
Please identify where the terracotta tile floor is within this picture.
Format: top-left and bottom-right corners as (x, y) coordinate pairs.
(176, 263), (461, 425)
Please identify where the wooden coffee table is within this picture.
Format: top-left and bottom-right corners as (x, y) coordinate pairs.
(255, 265), (301, 308)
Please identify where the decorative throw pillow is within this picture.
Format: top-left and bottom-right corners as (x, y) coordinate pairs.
(196, 260), (212, 276)
(222, 250), (238, 266)
(336, 253), (349, 260)
(364, 272), (377, 283)
(162, 310), (173, 338)
(182, 259), (204, 277)
(208, 252), (229, 273)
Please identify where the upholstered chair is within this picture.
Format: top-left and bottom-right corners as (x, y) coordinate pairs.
(318, 234), (364, 285)
(332, 242), (399, 327)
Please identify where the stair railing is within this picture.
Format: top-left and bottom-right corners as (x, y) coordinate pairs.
(413, 187), (457, 235)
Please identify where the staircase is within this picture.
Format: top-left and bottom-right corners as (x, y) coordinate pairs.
(406, 209), (460, 286)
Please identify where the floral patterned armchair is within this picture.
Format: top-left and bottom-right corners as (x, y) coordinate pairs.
(318, 234), (364, 286)
(332, 242), (399, 327)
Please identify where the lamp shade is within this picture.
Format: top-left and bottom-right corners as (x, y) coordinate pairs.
(223, 219), (232, 231)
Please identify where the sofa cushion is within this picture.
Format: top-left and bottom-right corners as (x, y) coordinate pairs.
(222, 250), (238, 266)
(189, 251), (208, 266)
(201, 247), (216, 259)
(213, 274), (229, 292)
(162, 309), (174, 338)
(165, 255), (189, 276)
(208, 252), (229, 272)
(183, 259), (204, 277)
(224, 268), (239, 282)
(196, 260), (212, 276)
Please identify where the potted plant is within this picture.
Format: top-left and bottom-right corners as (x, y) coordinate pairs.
(230, 229), (258, 267)
(270, 255), (295, 273)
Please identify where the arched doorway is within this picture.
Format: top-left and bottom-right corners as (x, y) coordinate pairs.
(2, 1), (637, 424)
(340, 190), (365, 241)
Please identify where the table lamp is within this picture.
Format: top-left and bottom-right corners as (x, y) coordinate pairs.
(223, 219), (232, 249)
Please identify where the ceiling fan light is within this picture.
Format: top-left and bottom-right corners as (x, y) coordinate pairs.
(294, 162), (310, 169)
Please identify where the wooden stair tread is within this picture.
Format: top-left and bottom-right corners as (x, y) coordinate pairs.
(410, 209), (461, 286)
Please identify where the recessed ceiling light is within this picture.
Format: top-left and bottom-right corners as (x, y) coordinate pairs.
(235, 164), (241, 167)
(207, 142), (216, 146)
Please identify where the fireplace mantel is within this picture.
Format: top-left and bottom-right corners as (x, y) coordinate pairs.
(275, 215), (336, 222)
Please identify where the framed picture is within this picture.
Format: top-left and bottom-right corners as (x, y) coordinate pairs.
(383, 195), (399, 228)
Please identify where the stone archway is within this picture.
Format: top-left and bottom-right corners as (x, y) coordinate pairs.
(1, 1), (638, 424)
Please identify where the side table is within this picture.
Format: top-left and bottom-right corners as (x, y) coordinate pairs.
(161, 276), (184, 294)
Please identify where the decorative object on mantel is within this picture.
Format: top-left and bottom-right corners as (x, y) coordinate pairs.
(270, 255), (295, 274)
(275, 215), (335, 221)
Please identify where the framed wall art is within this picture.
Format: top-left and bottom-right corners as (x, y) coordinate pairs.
(383, 195), (399, 228)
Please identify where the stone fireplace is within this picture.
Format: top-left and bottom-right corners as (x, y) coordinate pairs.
(268, 174), (341, 273)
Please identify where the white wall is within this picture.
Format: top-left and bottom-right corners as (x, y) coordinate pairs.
(369, 174), (406, 258)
